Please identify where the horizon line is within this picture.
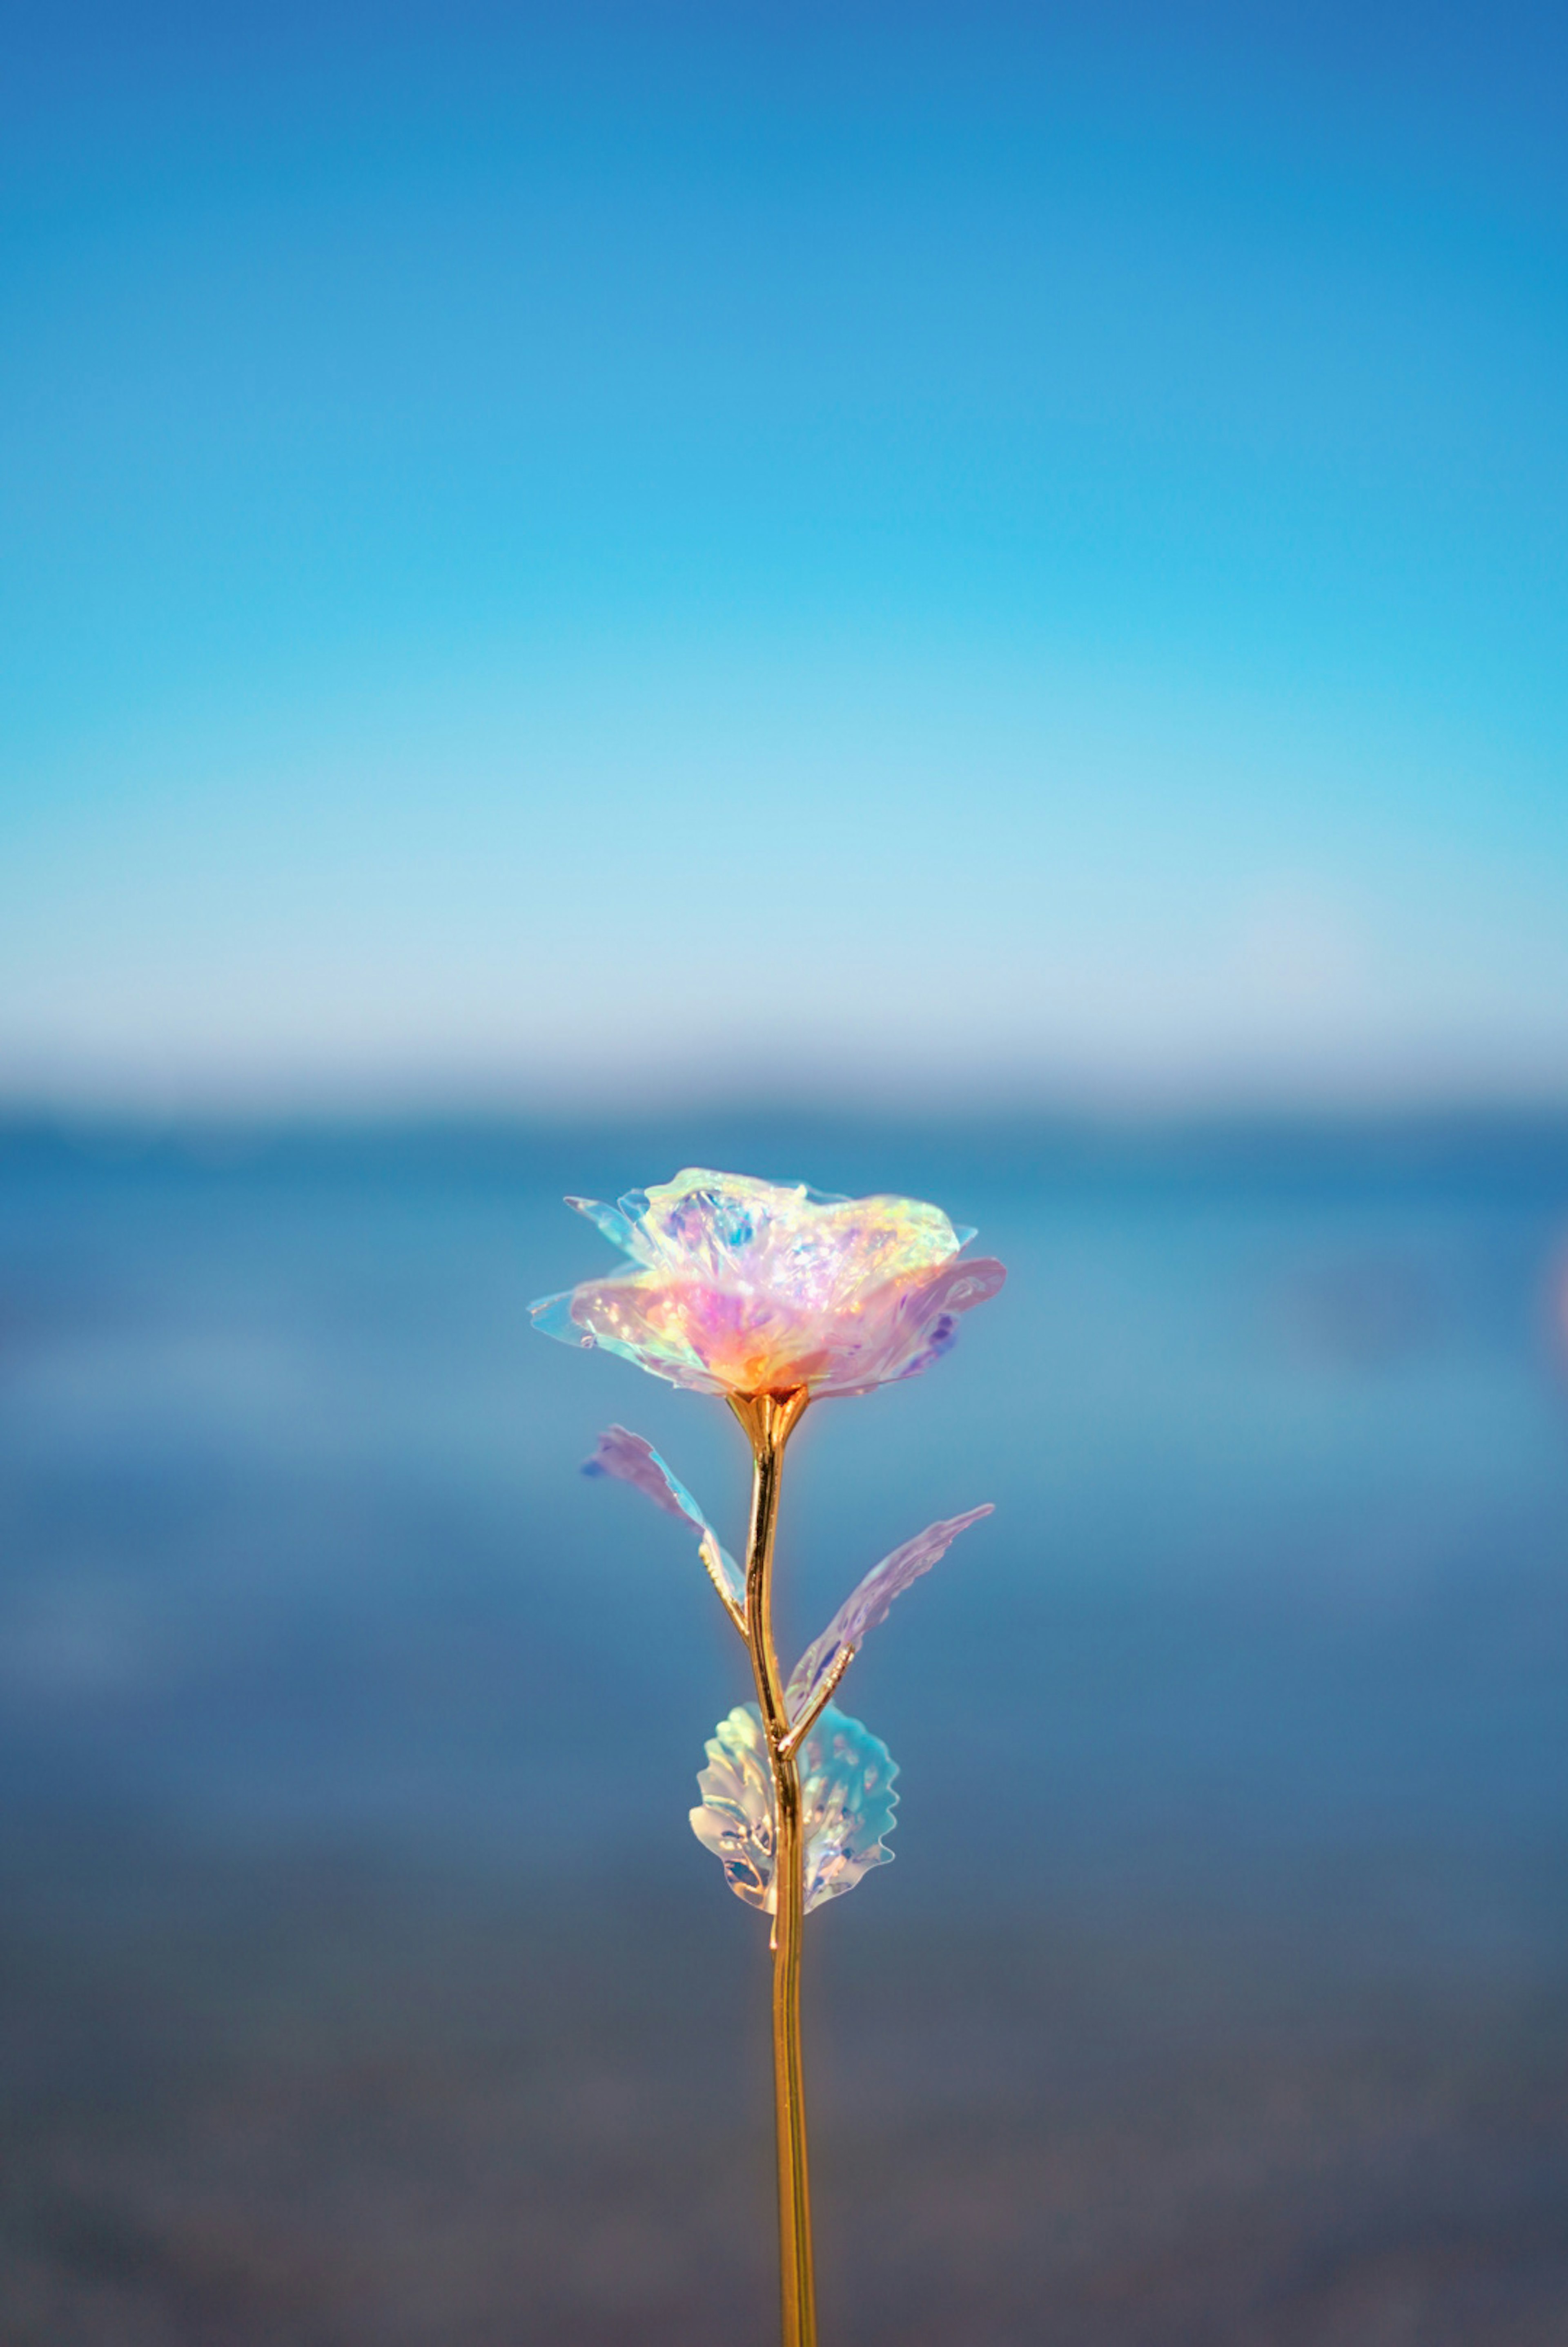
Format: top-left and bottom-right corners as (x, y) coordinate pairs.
(7, 1080), (1568, 1138)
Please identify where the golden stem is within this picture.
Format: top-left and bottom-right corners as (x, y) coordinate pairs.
(729, 1386), (817, 2347)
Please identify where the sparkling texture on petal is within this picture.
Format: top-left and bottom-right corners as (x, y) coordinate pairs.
(689, 1702), (899, 1914)
(581, 1425), (743, 1611)
(532, 1168), (1005, 1398)
(786, 1504), (994, 1721)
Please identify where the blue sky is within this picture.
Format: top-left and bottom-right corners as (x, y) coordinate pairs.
(3, 2), (1566, 1109)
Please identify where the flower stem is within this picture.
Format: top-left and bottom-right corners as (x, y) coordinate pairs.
(730, 1387), (816, 2347)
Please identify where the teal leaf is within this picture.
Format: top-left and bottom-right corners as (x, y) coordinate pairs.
(689, 1703), (898, 1915)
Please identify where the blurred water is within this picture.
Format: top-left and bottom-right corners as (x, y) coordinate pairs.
(3, 1112), (1565, 1973)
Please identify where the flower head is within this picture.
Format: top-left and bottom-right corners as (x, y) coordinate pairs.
(532, 1167), (1004, 1398)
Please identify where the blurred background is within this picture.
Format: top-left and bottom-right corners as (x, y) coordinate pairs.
(3, 4), (1567, 2341)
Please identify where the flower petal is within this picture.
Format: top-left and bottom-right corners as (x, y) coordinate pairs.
(632, 1169), (960, 1303)
(532, 1272), (722, 1390)
(565, 1194), (646, 1261)
(806, 1253), (1009, 1397)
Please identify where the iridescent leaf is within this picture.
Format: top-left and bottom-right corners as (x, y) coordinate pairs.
(786, 1505), (993, 1721)
(689, 1702), (898, 1915)
(581, 1425), (744, 1613)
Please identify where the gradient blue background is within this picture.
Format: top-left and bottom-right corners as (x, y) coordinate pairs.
(4, 1), (1566, 1108)
(5, 13), (1568, 2343)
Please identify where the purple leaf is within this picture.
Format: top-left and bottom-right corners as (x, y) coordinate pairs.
(786, 1505), (993, 1719)
(581, 1425), (744, 1609)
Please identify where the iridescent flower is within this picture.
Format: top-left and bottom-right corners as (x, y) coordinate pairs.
(531, 1166), (1004, 1397)
(535, 1163), (1005, 2347)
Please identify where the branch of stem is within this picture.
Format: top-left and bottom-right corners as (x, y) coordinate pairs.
(780, 1643), (854, 1756)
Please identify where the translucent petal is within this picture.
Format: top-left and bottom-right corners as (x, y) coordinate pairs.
(541, 1273), (718, 1388)
(581, 1425), (744, 1611)
(565, 1194), (646, 1261)
(530, 1286), (595, 1350)
(785, 1505), (993, 1720)
(808, 1254), (1008, 1397)
(533, 1250), (1006, 1399)
(532, 1168), (1005, 1400)
(689, 1703), (898, 1915)
(630, 1170), (941, 1307)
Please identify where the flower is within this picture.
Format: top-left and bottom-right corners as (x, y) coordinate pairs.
(532, 1167), (1005, 1398)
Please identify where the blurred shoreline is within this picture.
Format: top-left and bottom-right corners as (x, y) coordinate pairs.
(4, 1826), (1565, 2345)
(2, 1105), (1566, 2338)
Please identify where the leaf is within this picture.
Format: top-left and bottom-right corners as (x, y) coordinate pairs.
(689, 1703), (899, 1915)
(581, 1425), (745, 1613)
(785, 1505), (993, 1720)
(797, 1705), (900, 1911)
